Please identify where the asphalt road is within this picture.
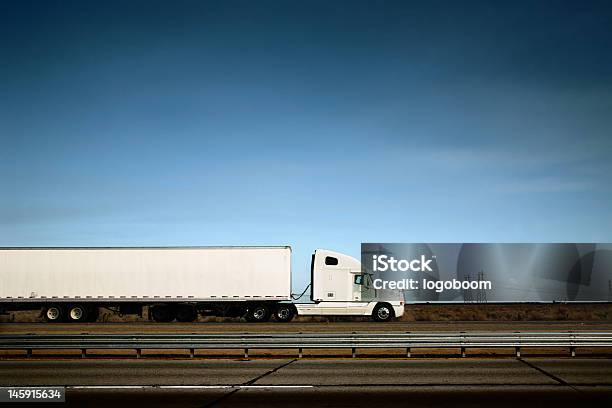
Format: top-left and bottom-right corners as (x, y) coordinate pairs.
(0, 358), (610, 407)
(2, 320), (611, 334)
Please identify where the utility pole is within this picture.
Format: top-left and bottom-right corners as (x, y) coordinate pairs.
(464, 274), (472, 303)
(477, 270), (487, 303)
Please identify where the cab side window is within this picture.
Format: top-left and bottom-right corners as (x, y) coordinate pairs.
(325, 256), (338, 266)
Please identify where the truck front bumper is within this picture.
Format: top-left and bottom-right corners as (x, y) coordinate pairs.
(392, 302), (405, 318)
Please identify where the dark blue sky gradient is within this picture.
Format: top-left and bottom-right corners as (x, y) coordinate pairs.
(1, 1), (611, 289)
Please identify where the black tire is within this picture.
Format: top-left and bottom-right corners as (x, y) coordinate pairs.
(87, 307), (99, 322)
(273, 304), (295, 322)
(246, 304), (271, 322)
(43, 304), (64, 323)
(151, 305), (175, 322)
(176, 305), (197, 322)
(372, 303), (394, 322)
(67, 304), (89, 323)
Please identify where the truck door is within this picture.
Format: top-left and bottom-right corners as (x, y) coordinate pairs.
(352, 273), (375, 302)
(352, 274), (362, 301)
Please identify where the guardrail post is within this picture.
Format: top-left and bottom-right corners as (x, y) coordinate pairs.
(514, 331), (523, 358)
(406, 331), (411, 358)
(81, 349), (87, 359)
(351, 331), (356, 358)
(26, 349), (32, 358)
(570, 346), (576, 357)
(242, 332), (248, 359)
(189, 348), (195, 358)
(136, 349), (141, 359)
(298, 332), (303, 358)
(460, 332), (466, 357)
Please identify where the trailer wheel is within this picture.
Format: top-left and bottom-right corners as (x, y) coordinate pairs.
(67, 304), (89, 323)
(372, 303), (394, 322)
(87, 307), (99, 322)
(246, 304), (271, 322)
(176, 305), (197, 322)
(274, 305), (295, 322)
(151, 305), (175, 322)
(43, 305), (64, 323)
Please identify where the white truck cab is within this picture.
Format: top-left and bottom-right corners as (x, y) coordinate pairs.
(295, 249), (404, 322)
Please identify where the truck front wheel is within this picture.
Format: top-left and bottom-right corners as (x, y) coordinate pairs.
(274, 305), (295, 322)
(246, 304), (271, 322)
(372, 303), (394, 322)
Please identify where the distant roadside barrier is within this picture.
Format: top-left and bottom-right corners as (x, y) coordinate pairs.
(1, 332), (611, 358)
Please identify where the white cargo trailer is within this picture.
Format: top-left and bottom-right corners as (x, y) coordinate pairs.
(0, 246), (404, 323)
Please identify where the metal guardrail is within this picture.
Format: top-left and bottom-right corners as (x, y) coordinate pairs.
(1, 332), (611, 358)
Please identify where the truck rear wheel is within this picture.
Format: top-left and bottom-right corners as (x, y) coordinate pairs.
(67, 304), (89, 323)
(176, 305), (197, 322)
(372, 303), (394, 322)
(43, 305), (64, 322)
(274, 305), (295, 322)
(246, 304), (271, 322)
(151, 305), (175, 322)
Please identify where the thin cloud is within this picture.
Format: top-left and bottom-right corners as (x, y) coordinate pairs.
(496, 178), (595, 194)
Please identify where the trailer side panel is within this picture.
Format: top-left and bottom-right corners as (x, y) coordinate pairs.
(0, 247), (291, 302)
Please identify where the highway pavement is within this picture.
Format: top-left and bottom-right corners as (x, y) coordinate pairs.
(0, 358), (610, 407)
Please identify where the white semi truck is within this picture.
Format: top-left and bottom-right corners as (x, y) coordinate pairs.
(0, 246), (404, 323)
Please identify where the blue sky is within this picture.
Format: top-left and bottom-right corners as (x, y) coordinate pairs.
(1, 1), (611, 292)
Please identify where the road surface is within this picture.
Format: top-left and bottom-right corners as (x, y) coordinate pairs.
(0, 358), (610, 407)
